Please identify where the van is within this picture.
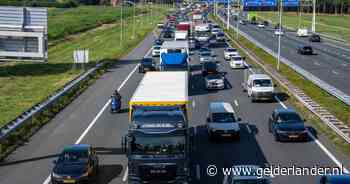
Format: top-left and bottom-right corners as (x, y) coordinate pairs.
(245, 74), (275, 102)
(206, 102), (241, 141)
(297, 28), (308, 37)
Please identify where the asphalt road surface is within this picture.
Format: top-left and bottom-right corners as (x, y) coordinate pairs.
(218, 10), (350, 97)
(0, 29), (349, 184)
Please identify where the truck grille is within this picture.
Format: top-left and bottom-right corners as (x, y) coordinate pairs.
(139, 164), (177, 182)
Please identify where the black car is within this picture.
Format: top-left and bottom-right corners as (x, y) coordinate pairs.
(139, 57), (155, 73)
(263, 20), (269, 26)
(268, 108), (308, 142)
(51, 144), (99, 184)
(319, 174), (350, 184)
(309, 34), (321, 42)
(154, 38), (164, 46)
(202, 61), (218, 76)
(163, 31), (173, 39)
(297, 45), (314, 55)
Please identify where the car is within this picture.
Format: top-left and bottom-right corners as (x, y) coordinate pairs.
(208, 35), (217, 45)
(199, 50), (214, 63)
(211, 27), (221, 35)
(51, 144), (99, 184)
(189, 38), (198, 50)
(268, 108), (309, 142)
(257, 23), (265, 28)
(274, 29), (284, 36)
(274, 23), (283, 30)
(319, 174), (350, 184)
(157, 22), (164, 29)
(297, 45), (313, 55)
(204, 73), (225, 90)
(263, 20), (269, 26)
(216, 32), (226, 42)
(206, 102), (241, 140)
(224, 47), (239, 60)
(154, 38), (164, 46)
(152, 45), (161, 57)
(297, 28), (308, 37)
(223, 165), (271, 184)
(239, 20), (247, 25)
(202, 61), (218, 76)
(309, 34), (321, 42)
(230, 55), (245, 69)
(139, 57), (155, 73)
(163, 31), (173, 39)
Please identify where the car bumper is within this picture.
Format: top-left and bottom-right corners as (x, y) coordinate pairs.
(252, 92), (274, 100)
(230, 63), (245, 69)
(206, 83), (225, 89)
(276, 132), (309, 141)
(51, 176), (89, 184)
(210, 129), (240, 138)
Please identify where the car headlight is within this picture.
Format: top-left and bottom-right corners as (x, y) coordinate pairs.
(276, 130), (287, 134)
(52, 172), (63, 179)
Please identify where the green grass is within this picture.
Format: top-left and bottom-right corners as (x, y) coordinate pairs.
(211, 14), (350, 156)
(0, 6), (169, 127)
(48, 6), (136, 41)
(252, 11), (350, 42)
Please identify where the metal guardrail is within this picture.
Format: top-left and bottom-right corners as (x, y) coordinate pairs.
(217, 14), (350, 106)
(0, 63), (102, 141)
(216, 15), (350, 144)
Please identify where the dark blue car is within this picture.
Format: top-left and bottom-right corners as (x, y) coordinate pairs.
(268, 108), (309, 142)
(51, 144), (99, 184)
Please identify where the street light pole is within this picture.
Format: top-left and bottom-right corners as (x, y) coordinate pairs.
(132, 2), (136, 39)
(227, 0), (230, 30)
(120, 1), (123, 47)
(277, 0), (282, 71)
(236, 0), (239, 40)
(312, 0), (316, 32)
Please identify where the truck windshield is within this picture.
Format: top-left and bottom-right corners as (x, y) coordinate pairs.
(133, 110), (185, 124)
(130, 135), (185, 155)
(196, 31), (210, 37)
(212, 113), (236, 123)
(253, 79), (272, 87)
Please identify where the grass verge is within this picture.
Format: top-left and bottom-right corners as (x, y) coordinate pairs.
(0, 6), (169, 127)
(211, 14), (350, 157)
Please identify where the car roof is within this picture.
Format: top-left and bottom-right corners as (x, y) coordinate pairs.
(274, 108), (297, 115)
(249, 74), (271, 80)
(209, 102), (235, 113)
(63, 144), (90, 152)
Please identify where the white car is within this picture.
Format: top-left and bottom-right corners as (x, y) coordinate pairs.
(152, 45), (161, 57)
(224, 47), (239, 60)
(230, 55), (245, 69)
(211, 28), (221, 35)
(257, 23), (265, 28)
(274, 30), (284, 36)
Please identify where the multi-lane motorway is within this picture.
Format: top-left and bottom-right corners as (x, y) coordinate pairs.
(0, 24), (350, 184)
(218, 10), (350, 97)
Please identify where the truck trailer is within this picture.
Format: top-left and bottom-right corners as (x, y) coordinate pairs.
(160, 41), (190, 71)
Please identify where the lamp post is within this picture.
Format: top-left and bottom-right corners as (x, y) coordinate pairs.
(227, 0), (230, 30)
(236, 0), (239, 40)
(277, 0), (282, 71)
(120, 1), (123, 47)
(312, 0), (316, 32)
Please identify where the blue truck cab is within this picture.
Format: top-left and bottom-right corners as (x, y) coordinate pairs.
(160, 41), (190, 71)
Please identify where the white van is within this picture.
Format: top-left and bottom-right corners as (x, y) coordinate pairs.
(245, 74), (275, 102)
(297, 28), (308, 37)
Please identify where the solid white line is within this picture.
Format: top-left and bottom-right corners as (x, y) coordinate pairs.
(234, 99), (239, 107)
(42, 47), (152, 184)
(274, 96), (288, 109)
(196, 164), (201, 180)
(246, 124), (252, 134)
(122, 166), (129, 182)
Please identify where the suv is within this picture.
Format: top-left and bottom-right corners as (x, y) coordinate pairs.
(139, 58), (155, 73)
(309, 34), (321, 42)
(206, 102), (241, 140)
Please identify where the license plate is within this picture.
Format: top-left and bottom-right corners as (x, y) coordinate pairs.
(222, 134), (231, 137)
(63, 179), (75, 183)
(289, 135), (299, 138)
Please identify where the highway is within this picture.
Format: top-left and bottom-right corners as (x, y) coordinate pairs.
(218, 10), (350, 97)
(0, 25), (350, 184)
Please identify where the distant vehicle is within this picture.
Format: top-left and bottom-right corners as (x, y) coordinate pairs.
(189, 38), (198, 50)
(139, 57), (155, 73)
(268, 108), (309, 142)
(244, 74), (275, 102)
(163, 31), (173, 39)
(297, 28), (309, 37)
(208, 35), (217, 45)
(157, 22), (164, 29)
(199, 51), (214, 63)
(206, 102), (241, 140)
(216, 32), (225, 42)
(274, 30), (284, 36)
(309, 34), (321, 42)
(297, 45), (313, 55)
(239, 20), (247, 25)
(202, 61), (218, 76)
(211, 27), (221, 35)
(152, 45), (161, 56)
(51, 144), (99, 184)
(224, 47), (239, 60)
(263, 21), (269, 26)
(274, 23), (283, 30)
(223, 165), (271, 184)
(230, 55), (245, 69)
(319, 174), (350, 184)
(154, 38), (164, 46)
(204, 73), (225, 90)
(257, 23), (265, 28)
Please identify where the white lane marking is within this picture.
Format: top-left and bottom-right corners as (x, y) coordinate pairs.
(234, 99), (239, 107)
(122, 166), (129, 182)
(274, 96), (288, 109)
(341, 63), (348, 67)
(275, 96), (349, 173)
(314, 62), (321, 66)
(246, 124), (252, 134)
(42, 47), (152, 184)
(196, 164), (201, 180)
(332, 70), (339, 75)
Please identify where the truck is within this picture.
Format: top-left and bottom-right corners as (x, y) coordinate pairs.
(175, 31), (188, 41)
(176, 22), (191, 35)
(123, 72), (193, 184)
(160, 41), (190, 71)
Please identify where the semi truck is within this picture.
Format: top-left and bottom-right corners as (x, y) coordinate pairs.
(160, 41), (190, 71)
(123, 72), (193, 184)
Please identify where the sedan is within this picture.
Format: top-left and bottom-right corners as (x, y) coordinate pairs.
(230, 55), (245, 69)
(139, 57), (155, 73)
(154, 38), (164, 46)
(152, 45), (161, 57)
(202, 61), (218, 76)
(224, 47), (239, 60)
(309, 34), (321, 42)
(268, 108), (309, 142)
(274, 30), (284, 36)
(51, 144), (99, 184)
(297, 45), (313, 55)
(204, 73), (225, 90)
(257, 23), (265, 28)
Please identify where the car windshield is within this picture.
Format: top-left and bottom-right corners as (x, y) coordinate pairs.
(133, 109), (185, 124)
(58, 150), (88, 163)
(206, 74), (222, 80)
(201, 52), (211, 56)
(253, 79), (272, 87)
(277, 113), (302, 123)
(142, 59), (153, 64)
(197, 31), (210, 37)
(154, 46), (161, 50)
(130, 135), (185, 155)
(212, 113), (236, 123)
(227, 48), (236, 52)
(232, 57), (242, 61)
